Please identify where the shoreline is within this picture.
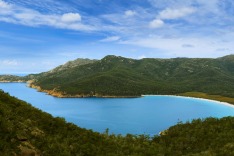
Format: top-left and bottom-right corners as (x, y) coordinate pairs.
(142, 95), (234, 108)
(27, 82), (141, 98)
(1, 81), (234, 106)
(24, 83), (234, 106)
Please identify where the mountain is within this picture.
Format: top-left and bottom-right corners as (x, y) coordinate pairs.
(25, 58), (97, 80)
(0, 75), (24, 82)
(1, 90), (234, 155)
(1, 55), (234, 99)
(23, 55), (234, 98)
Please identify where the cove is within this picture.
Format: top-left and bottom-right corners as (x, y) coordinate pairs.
(0, 83), (234, 136)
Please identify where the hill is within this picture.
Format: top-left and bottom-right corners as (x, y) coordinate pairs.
(1, 55), (234, 100)
(0, 89), (234, 155)
(27, 55), (234, 98)
(0, 75), (24, 82)
(25, 58), (97, 80)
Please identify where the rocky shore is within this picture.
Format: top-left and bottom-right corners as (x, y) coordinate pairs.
(27, 81), (140, 98)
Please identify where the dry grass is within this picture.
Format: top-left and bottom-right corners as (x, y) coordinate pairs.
(178, 92), (234, 105)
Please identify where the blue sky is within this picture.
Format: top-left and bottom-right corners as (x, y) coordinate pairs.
(0, 0), (234, 73)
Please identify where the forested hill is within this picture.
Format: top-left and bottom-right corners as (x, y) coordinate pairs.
(1, 55), (234, 98)
(0, 89), (234, 155)
(0, 58), (96, 82)
(28, 55), (234, 97)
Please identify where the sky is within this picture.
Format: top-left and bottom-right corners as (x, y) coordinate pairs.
(0, 0), (234, 74)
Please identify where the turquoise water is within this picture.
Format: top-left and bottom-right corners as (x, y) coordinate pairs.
(0, 83), (234, 136)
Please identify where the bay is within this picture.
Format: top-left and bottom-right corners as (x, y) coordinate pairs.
(0, 83), (234, 136)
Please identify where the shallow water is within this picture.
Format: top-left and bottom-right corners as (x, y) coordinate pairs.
(0, 83), (234, 136)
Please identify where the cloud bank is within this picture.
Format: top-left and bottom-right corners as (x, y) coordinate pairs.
(0, 0), (94, 31)
(0, 0), (233, 60)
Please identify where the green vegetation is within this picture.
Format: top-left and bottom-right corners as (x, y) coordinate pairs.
(0, 90), (234, 155)
(27, 55), (234, 98)
(1, 55), (234, 100)
(0, 75), (24, 82)
(25, 58), (97, 80)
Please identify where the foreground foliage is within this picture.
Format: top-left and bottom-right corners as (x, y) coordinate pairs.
(0, 90), (234, 155)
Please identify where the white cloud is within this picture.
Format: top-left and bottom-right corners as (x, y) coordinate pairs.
(149, 0), (221, 19)
(138, 55), (146, 59)
(125, 10), (136, 17)
(61, 13), (81, 23)
(121, 36), (234, 58)
(0, 0), (233, 60)
(148, 7), (196, 31)
(0, 0), (12, 15)
(159, 7), (196, 19)
(182, 44), (194, 48)
(148, 0), (193, 8)
(0, 0), (10, 8)
(100, 36), (120, 42)
(0, 0), (94, 31)
(195, 0), (220, 13)
(148, 0), (219, 11)
(1, 60), (19, 66)
(149, 19), (164, 28)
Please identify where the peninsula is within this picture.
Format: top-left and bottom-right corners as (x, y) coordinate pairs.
(1, 55), (234, 104)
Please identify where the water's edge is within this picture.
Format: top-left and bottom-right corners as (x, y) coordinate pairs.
(142, 95), (234, 108)
(1, 82), (234, 136)
(0, 82), (233, 107)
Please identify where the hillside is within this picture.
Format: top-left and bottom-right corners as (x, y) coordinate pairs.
(28, 55), (234, 98)
(25, 58), (97, 80)
(0, 75), (24, 82)
(1, 55), (234, 99)
(0, 90), (234, 155)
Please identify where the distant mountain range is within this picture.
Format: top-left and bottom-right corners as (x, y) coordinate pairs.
(1, 55), (234, 98)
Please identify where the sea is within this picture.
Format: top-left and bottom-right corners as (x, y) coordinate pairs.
(0, 83), (234, 136)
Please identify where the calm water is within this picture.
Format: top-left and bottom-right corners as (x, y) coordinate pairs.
(0, 83), (234, 136)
